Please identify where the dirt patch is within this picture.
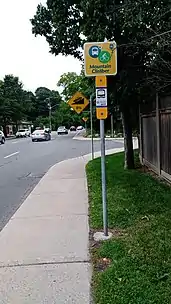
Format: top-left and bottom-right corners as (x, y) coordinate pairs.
(89, 228), (127, 273)
(94, 257), (112, 272)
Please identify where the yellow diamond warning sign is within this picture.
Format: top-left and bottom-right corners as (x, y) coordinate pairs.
(68, 92), (89, 114)
(82, 117), (88, 122)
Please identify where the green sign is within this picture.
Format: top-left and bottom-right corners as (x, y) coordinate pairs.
(99, 51), (111, 63)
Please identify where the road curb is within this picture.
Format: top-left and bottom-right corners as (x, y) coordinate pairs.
(73, 134), (138, 141)
(6, 136), (16, 141)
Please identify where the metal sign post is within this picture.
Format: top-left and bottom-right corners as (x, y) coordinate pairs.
(82, 117), (88, 133)
(90, 95), (94, 160)
(96, 76), (108, 236)
(100, 119), (108, 236)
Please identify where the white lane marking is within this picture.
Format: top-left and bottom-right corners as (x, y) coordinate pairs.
(12, 141), (19, 144)
(4, 151), (20, 159)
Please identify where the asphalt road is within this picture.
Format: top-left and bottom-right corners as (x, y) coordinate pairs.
(0, 132), (124, 231)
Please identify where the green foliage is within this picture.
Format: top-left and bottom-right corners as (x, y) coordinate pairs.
(57, 71), (94, 101)
(86, 151), (171, 303)
(57, 71), (100, 130)
(0, 72), (92, 132)
(31, 0), (171, 106)
(0, 74), (63, 133)
(34, 116), (51, 129)
(31, 1), (83, 59)
(0, 75), (25, 126)
(54, 101), (83, 129)
(30, 0), (171, 167)
(34, 87), (62, 118)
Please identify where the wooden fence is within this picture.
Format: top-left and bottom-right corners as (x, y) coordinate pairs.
(140, 94), (171, 181)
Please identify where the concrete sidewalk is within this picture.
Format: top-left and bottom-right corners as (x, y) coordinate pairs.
(0, 146), (132, 303)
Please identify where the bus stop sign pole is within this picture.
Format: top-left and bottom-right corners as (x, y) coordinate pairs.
(96, 76), (108, 236)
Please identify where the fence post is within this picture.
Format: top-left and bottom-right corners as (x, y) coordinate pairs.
(156, 93), (161, 175)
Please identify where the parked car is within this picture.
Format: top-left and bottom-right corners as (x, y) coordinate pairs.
(76, 126), (84, 131)
(57, 126), (68, 135)
(31, 129), (51, 142)
(70, 126), (76, 132)
(0, 131), (5, 144)
(16, 129), (30, 138)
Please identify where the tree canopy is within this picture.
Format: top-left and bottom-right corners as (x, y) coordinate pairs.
(0, 75), (26, 132)
(31, 0), (171, 101)
(0, 73), (90, 134)
(0, 74), (63, 134)
(34, 86), (62, 118)
(31, 0), (171, 168)
(57, 71), (94, 101)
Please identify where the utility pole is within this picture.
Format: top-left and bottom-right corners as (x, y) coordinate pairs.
(48, 101), (60, 131)
(49, 104), (52, 131)
(111, 113), (114, 137)
(47, 99), (52, 131)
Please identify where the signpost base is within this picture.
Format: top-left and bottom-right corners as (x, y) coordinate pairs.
(93, 231), (112, 241)
(100, 119), (108, 236)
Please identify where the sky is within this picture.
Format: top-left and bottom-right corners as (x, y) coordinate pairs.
(0, 0), (81, 92)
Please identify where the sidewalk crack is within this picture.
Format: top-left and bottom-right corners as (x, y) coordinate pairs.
(0, 260), (90, 269)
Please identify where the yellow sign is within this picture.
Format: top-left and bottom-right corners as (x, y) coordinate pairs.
(84, 41), (117, 77)
(96, 108), (108, 120)
(96, 76), (108, 120)
(68, 92), (89, 114)
(82, 117), (88, 122)
(96, 76), (107, 88)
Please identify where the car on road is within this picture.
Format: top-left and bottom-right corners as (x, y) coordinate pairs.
(70, 126), (76, 132)
(57, 126), (68, 135)
(0, 131), (5, 144)
(76, 126), (84, 131)
(16, 129), (30, 138)
(31, 129), (51, 142)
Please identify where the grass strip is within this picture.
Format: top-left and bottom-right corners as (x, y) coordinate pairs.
(86, 152), (171, 304)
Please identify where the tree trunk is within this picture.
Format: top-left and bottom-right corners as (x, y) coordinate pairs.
(2, 116), (7, 138)
(111, 114), (114, 137)
(121, 108), (134, 169)
(3, 125), (7, 138)
(137, 133), (140, 151)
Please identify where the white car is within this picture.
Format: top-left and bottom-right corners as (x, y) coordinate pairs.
(0, 131), (5, 144)
(57, 126), (68, 135)
(31, 129), (51, 142)
(16, 129), (30, 138)
(77, 126), (84, 131)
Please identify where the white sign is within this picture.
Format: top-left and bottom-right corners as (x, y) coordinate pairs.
(96, 88), (107, 107)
